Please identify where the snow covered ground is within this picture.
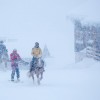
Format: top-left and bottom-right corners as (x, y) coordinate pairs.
(0, 0), (100, 100)
(0, 58), (100, 100)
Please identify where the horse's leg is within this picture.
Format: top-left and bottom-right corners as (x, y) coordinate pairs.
(36, 72), (40, 85)
(31, 71), (34, 83)
(40, 72), (43, 80)
(40, 68), (44, 80)
(5, 61), (7, 68)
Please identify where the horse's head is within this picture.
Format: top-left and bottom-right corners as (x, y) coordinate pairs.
(36, 58), (44, 68)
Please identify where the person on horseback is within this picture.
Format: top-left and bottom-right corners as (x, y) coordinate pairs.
(28, 42), (45, 84)
(30, 42), (42, 72)
(10, 49), (21, 81)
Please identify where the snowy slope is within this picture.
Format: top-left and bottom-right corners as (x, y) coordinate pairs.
(0, 58), (100, 100)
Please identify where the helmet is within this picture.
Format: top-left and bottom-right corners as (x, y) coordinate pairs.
(35, 42), (39, 46)
(35, 42), (39, 45)
(13, 49), (17, 52)
(35, 42), (39, 47)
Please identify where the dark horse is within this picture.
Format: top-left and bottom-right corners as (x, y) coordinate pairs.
(29, 58), (45, 85)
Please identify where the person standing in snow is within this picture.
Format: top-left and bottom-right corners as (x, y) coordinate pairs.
(10, 49), (21, 81)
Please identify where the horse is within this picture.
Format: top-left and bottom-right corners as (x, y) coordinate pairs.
(28, 58), (45, 85)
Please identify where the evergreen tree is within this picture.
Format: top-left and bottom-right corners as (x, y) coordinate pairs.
(42, 45), (50, 59)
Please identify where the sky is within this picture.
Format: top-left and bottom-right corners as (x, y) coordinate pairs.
(68, 0), (100, 23)
(0, 0), (83, 35)
(0, 0), (100, 64)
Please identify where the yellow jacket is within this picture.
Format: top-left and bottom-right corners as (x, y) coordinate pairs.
(31, 47), (42, 58)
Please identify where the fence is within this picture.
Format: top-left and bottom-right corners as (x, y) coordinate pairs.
(86, 47), (100, 61)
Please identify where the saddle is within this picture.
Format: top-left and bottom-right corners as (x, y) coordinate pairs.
(30, 58), (44, 72)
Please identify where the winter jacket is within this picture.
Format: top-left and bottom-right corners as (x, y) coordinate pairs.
(31, 47), (42, 58)
(10, 52), (21, 66)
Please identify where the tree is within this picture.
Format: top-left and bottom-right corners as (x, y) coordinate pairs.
(42, 45), (50, 59)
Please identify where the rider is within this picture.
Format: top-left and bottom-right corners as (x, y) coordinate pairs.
(30, 42), (42, 72)
(10, 49), (21, 81)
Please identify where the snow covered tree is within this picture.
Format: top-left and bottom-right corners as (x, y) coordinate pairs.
(42, 45), (50, 59)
